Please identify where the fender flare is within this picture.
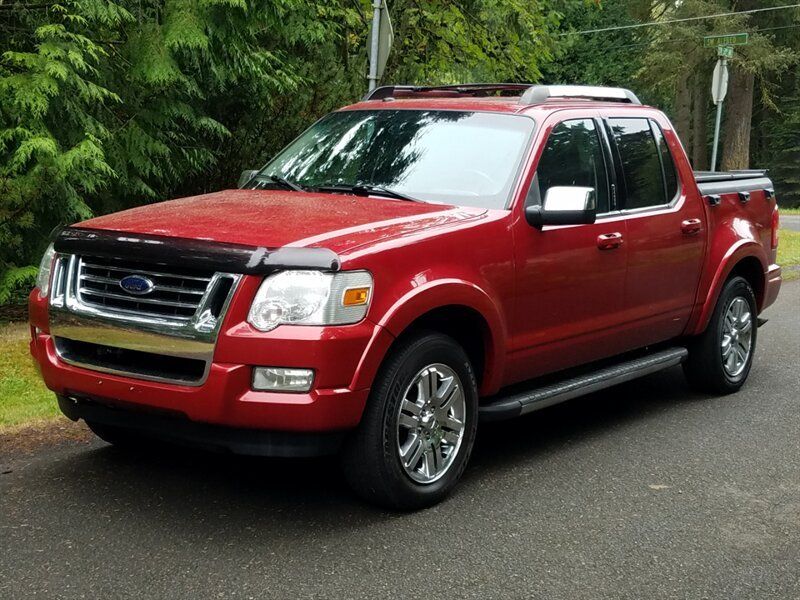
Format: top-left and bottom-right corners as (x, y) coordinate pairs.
(350, 279), (507, 395)
(690, 240), (767, 335)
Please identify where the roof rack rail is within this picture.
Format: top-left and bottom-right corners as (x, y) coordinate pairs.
(363, 83), (533, 101)
(519, 85), (641, 105)
(362, 83), (642, 105)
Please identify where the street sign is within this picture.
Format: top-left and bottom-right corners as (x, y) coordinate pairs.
(718, 45), (734, 58)
(367, 0), (393, 88)
(703, 32), (748, 48)
(712, 58), (729, 105)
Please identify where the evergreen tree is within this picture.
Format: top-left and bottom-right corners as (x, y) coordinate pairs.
(0, 0), (566, 303)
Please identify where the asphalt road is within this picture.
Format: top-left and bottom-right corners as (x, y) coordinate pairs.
(2, 283), (799, 600)
(783, 214), (800, 232)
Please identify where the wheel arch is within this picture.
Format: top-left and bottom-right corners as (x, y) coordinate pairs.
(690, 241), (767, 335)
(351, 280), (507, 396)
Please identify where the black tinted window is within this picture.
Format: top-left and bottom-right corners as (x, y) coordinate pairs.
(608, 118), (666, 209)
(651, 122), (678, 201)
(533, 119), (609, 213)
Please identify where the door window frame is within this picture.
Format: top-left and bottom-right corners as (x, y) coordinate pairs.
(602, 116), (683, 215)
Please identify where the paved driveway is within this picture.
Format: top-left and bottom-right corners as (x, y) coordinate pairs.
(2, 283), (799, 599)
(782, 214), (800, 232)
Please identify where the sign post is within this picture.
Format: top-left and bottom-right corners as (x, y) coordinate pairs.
(705, 33), (747, 171)
(367, 0), (393, 92)
(710, 51), (729, 172)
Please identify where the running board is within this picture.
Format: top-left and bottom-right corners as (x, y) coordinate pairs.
(479, 347), (688, 422)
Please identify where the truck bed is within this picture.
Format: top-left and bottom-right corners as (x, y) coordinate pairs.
(694, 169), (773, 196)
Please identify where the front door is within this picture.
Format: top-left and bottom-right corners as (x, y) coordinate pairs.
(507, 114), (630, 385)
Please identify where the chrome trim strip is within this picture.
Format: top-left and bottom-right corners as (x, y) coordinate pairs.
(52, 326), (212, 386)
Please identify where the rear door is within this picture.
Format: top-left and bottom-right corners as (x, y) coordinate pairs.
(604, 114), (706, 348)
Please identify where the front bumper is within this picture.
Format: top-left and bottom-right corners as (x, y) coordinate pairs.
(29, 285), (394, 438)
(57, 395), (345, 457)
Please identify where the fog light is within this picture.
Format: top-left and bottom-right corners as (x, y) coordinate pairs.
(252, 367), (314, 392)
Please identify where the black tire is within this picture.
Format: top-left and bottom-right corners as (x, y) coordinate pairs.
(683, 275), (757, 394)
(340, 330), (479, 510)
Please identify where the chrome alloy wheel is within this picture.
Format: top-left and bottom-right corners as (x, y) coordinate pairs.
(721, 296), (753, 378)
(396, 364), (466, 484)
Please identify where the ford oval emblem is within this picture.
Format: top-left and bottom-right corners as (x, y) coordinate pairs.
(119, 274), (155, 295)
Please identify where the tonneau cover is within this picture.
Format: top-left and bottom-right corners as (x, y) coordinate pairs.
(694, 170), (773, 196)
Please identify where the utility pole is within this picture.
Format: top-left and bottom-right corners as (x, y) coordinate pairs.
(367, 0), (382, 92)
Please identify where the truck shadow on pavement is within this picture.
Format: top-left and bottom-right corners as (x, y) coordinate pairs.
(41, 366), (707, 527)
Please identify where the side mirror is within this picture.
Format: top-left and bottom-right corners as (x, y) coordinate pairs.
(525, 186), (597, 228)
(238, 169), (259, 189)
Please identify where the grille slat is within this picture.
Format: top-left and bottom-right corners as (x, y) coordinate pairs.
(79, 273), (206, 296)
(80, 261), (213, 283)
(78, 288), (200, 309)
(74, 256), (216, 323)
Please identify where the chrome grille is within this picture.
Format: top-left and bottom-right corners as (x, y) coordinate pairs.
(49, 253), (241, 386)
(76, 257), (212, 322)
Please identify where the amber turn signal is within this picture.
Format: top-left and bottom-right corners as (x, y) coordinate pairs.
(343, 287), (370, 306)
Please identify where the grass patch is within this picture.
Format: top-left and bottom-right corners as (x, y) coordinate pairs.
(778, 228), (800, 281)
(780, 207), (800, 215)
(0, 323), (58, 429)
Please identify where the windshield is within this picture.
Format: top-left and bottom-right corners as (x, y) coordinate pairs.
(254, 109), (535, 209)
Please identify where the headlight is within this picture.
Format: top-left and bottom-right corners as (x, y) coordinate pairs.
(36, 243), (56, 298)
(247, 270), (373, 332)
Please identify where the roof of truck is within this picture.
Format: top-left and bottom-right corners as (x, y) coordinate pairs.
(341, 84), (652, 115)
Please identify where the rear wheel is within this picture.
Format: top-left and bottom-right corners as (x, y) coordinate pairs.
(341, 331), (478, 510)
(684, 276), (757, 394)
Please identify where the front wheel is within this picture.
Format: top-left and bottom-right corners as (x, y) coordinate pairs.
(684, 275), (757, 394)
(341, 331), (479, 510)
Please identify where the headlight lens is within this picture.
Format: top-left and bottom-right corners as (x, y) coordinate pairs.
(36, 243), (56, 298)
(247, 270), (373, 332)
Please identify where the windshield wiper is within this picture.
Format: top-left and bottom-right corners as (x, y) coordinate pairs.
(314, 183), (422, 202)
(267, 174), (306, 192)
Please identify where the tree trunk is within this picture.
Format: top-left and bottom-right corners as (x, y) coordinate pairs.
(720, 67), (755, 171)
(673, 71), (692, 151)
(691, 73), (708, 170)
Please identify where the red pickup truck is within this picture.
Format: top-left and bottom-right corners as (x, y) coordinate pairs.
(29, 84), (782, 509)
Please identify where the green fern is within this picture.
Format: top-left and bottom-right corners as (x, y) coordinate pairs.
(0, 266), (39, 306)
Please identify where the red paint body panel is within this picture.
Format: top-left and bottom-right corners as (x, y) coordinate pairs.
(80, 189), (456, 252)
(30, 96), (782, 438)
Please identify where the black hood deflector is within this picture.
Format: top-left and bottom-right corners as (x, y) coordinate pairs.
(53, 227), (341, 274)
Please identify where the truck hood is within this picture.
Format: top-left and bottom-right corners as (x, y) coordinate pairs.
(78, 189), (485, 254)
